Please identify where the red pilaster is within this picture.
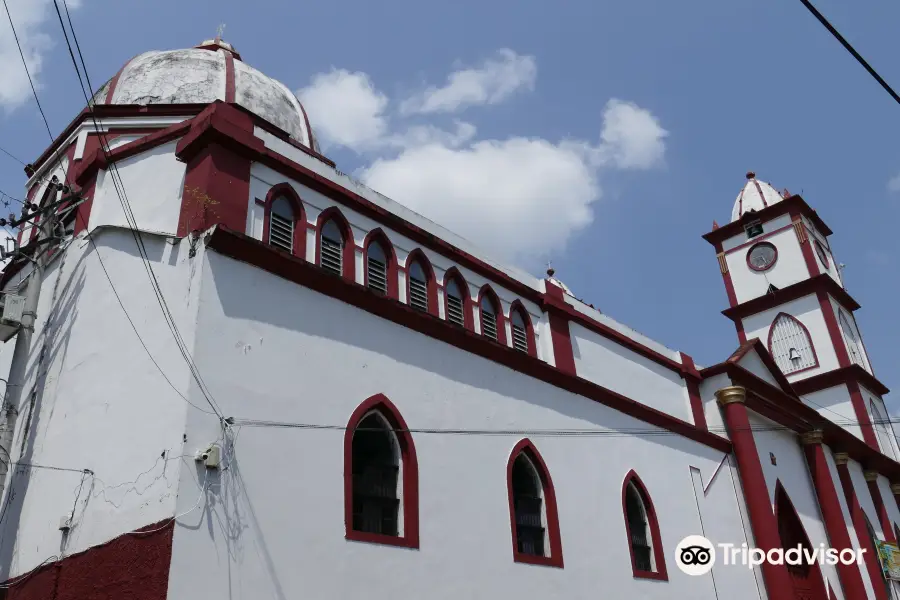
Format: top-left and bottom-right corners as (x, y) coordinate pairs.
(847, 381), (879, 450)
(544, 279), (576, 376)
(801, 431), (869, 600)
(891, 483), (900, 519)
(865, 471), (896, 544)
(715, 386), (794, 600)
(834, 454), (889, 600)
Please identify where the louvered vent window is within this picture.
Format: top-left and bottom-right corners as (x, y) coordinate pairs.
(839, 311), (866, 368)
(512, 455), (546, 557)
(269, 197), (294, 253)
(480, 296), (498, 341)
(408, 261), (428, 312)
(511, 309), (529, 353)
(366, 242), (388, 295)
(351, 413), (400, 537)
(320, 220), (343, 276)
(625, 483), (653, 572)
(769, 314), (816, 374)
(445, 279), (465, 327)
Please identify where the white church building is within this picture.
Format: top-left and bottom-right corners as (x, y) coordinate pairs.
(0, 37), (896, 600)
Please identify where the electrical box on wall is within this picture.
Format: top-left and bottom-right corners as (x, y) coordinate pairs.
(195, 444), (221, 469)
(0, 293), (25, 343)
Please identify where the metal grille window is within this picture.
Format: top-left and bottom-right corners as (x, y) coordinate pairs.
(408, 261), (428, 312)
(445, 279), (465, 327)
(625, 483), (653, 572)
(480, 295), (498, 341)
(351, 413), (400, 537)
(512, 455), (545, 557)
(320, 220), (343, 276)
(511, 309), (529, 353)
(769, 314), (816, 374)
(268, 197), (294, 253)
(839, 311), (866, 369)
(366, 242), (388, 295)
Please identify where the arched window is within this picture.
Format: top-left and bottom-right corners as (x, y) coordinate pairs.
(478, 286), (505, 344)
(405, 251), (439, 316)
(344, 394), (418, 548)
(443, 269), (471, 329)
(506, 439), (563, 567)
(366, 241), (388, 294)
(622, 471), (667, 580)
(320, 220), (344, 275)
(870, 398), (897, 460)
(767, 313), (818, 375)
(269, 197), (295, 253)
(262, 183), (306, 257)
(509, 301), (535, 356)
(838, 311), (866, 368)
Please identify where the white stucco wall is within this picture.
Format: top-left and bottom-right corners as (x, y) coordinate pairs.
(742, 294), (839, 379)
(165, 249), (761, 600)
(721, 215), (792, 253)
(88, 140), (186, 236)
(0, 229), (210, 578)
(800, 386), (863, 441)
(570, 322), (693, 422)
(726, 226), (810, 305)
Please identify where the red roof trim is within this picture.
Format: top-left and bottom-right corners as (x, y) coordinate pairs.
(703, 195), (832, 245)
(721, 274), (860, 322)
(791, 364), (890, 397)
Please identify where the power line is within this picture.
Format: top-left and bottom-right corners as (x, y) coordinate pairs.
(1, 0), (54, 139)
(797, 0), (900, 106)
(51, 2), (223, 419)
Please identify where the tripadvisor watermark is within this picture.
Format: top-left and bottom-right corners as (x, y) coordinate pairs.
(675, 535), (866, 577)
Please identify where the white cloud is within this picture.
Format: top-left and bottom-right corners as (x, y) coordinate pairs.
(361, 139), (597, 260)
(298, 69), (389, 151)
(887, 172), (900, 193)
(399, 49), (536, 115)
(592, 99), (668, 169)
(298, 53), (668, 262)
(0, 0), (71, 111)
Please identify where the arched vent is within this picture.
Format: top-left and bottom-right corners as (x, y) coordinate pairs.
(768, 313), (817, 375)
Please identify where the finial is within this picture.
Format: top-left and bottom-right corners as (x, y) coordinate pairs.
(546, 260), (555, 278)
(216, 23), (226, 43)
(712, 220), (719, 230)
(746, 171), (756, 180)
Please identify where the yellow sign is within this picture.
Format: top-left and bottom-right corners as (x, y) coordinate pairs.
(876, 540), (900, 580)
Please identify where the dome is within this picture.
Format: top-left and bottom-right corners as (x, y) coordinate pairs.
(91, 39), (317, 150)
(731, 171), (785, 222)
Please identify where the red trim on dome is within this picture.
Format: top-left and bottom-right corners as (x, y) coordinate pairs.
(737, 184), (745, 216)
(224, 51), (236, 103)
(751, 179), (769, 208)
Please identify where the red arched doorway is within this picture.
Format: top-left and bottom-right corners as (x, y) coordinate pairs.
(775, 483), (829, 600)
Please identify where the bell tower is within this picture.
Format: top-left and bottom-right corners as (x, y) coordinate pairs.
(703, 172), (895, 456)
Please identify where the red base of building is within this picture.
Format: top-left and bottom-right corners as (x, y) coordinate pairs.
(1, 521), (173, 600)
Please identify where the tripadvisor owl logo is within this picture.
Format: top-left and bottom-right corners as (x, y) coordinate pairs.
(674, 535), (867, 576)
(675, 535), (716, 576)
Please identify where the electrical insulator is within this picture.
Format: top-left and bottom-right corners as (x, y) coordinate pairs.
(0, 219), (7, 227)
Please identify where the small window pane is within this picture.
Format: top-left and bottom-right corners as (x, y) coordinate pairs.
(512, 310), (528, 353)
(367, 242), (388, 295)
(269, 198), (294, 253)
(320, 220), (343, 275)
(352, 413), (399, 536)
(512, 455), (545, 557)
(480, 295), (497, 341)
(408, 261), (428, 312)
(446, 279), (465, 327)
(626, 484), (652, 572)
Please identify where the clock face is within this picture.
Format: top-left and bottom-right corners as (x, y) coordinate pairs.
(747, 242), (777, 271)
(814, 240), (830, 268)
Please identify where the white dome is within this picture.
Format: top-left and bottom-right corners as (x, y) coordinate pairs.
(91, 40), (316, 150)
(731, 172), (785, 222)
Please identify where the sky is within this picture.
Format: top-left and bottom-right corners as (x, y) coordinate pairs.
(0, 0), (897, 410)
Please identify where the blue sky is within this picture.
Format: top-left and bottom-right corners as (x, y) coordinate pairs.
(1, 0), (897, 407)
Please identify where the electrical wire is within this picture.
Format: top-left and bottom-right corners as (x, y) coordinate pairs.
(1, 0), (54, 140)
(797, 0), (900, 106)
(51, 3), (223, 419)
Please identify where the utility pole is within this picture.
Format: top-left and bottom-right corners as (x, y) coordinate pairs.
(0, 183), (64, 501)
